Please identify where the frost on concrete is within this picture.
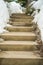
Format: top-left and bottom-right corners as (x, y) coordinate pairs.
(8, 1), (23, 14)
(0, 0), (24, 33)
(32, 0), (43, 9)
(0, 0), (9, 33)
(31, 0), (43, 41)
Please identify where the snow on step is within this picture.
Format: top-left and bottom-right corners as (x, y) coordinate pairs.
(0, 41), (38, 51)
(5, 26), (35, 32)
(0, 51), (42, 65)
(0, 32), (36, 41)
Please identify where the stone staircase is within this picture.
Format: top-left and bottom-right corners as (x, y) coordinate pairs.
(0, 13), (43, 65)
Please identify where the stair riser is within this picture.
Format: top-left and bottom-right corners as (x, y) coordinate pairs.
(0, 45), (37, 51)
(5, 27), (34, 32)
(0, 36), (36, 41)
(0, 59), (41, 65)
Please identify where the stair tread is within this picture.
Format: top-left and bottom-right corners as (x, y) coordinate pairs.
(0, 32), (36, 41)
(5, 26), (34, 28)
(0, 51), (41, 59)
(5, 26), (34, 32)
(0, 32), (36, 36)
(0, 41), (38, 45)
(0, 41), (38, 51)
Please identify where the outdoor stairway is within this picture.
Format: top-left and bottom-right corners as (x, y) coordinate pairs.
(0, 13), (43, 65)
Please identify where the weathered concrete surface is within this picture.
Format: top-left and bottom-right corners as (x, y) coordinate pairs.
(4, 26), (35, 32)
(0, 32), (37, 41)
(0, 51), (42, 65)
(0, 41), (38, 51)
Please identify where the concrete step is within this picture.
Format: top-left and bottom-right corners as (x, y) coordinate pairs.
(0, 51), (42, 65)
(0, 41), (38, 51)
(0, 32), (36, 41)
(4, 26), (35, 32)
(10, 16), (34, 19)
(9, 19), (32, 22)
(8, 21), (33, 26)
(10, 13), (34, 19)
